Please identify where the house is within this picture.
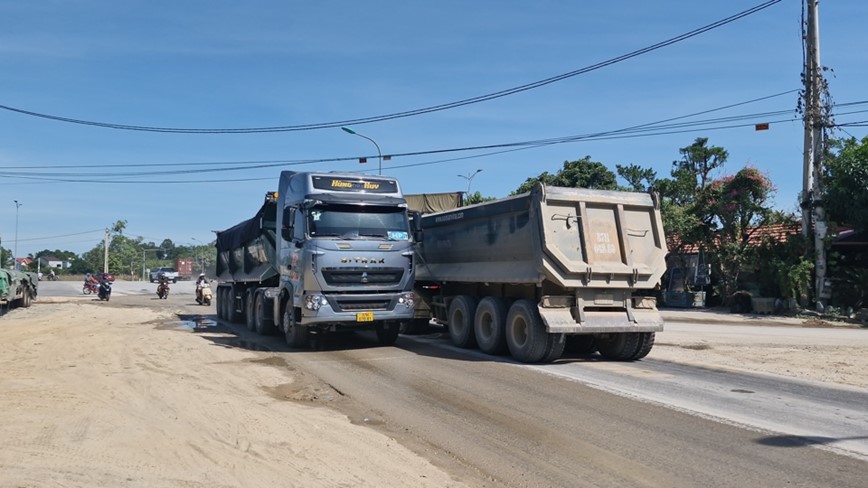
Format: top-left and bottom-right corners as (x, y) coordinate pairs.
(38, 255), (73, 269)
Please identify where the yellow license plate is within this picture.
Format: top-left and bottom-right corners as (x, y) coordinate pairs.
(356, 312), (374, 322)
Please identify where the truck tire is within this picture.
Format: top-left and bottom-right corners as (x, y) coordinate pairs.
(540, 333), (566, 363)
(283, 306), (308, 348)
(448, 295), (478, 348)
(376, 322), (400, 346)
(596, 333), (642, 361)
(254, 291), (276, 336)
(474, 297), (509, 355)
(22, 288), (33, 308)
(245, 290), (256, 331)
(226, 288), (241, 323)
(505, 299), (548, 363)
(216, 288), (226, 320)
(631, 332), (655, 360)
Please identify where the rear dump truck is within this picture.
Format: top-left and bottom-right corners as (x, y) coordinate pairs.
(215, 171), (416, 347)
(0, 268), (38, 313)
(412, 183), (667, 363)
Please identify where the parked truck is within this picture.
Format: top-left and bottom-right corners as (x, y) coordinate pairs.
(0, 268), (38, 313)
(215, 171), (416, 347)
(411, 183), (667, 363)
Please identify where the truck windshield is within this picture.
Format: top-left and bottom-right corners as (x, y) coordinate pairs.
(308, 204), (410, 240)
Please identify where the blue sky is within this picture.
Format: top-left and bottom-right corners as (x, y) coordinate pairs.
(1, 0), (866, 258)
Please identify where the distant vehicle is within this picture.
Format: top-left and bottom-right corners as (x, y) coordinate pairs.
(149, 267), (178, 283)
(0, 269), (38, 311)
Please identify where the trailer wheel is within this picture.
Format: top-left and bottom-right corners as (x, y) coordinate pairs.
(226, 288), (241, 323)
(505, 299), (548, 363)
(22, 287), (33, 308)
(283, 305), (308, 348)
(596, 333), (642, 361)
(245, 290), (256, 331)
(540, 333), (566, 363)
(376, 322), (400, 346)
(448, 295), (478, 348)
(254, 290), (276, 336)
(631, 332), (655, 360)
(474, 297), (509, 355)
(216, 288), (226, 320)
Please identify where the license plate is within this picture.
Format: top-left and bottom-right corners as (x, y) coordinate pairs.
(356, 312), (374, 322)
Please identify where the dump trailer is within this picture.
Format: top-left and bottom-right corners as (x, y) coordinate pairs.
(0, 268), (38, 313)
(413, 183), (667, 363)
(215, 171), (416, 347)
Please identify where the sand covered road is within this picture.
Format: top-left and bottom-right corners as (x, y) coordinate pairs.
(0, 300), (467, 488)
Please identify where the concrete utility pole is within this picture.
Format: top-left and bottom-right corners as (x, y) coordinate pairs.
(801, 0), (829, 311)
(103, 228), (110, 273)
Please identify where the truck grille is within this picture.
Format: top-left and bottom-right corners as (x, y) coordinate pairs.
(321, 267), (404, 287)
(334, 298), (392, 311)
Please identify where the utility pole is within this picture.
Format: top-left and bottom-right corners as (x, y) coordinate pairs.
(802, 0), (829, 311)
(103, 228), (110, 273)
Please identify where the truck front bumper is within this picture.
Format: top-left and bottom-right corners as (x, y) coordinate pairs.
(300, 291), (416, 326)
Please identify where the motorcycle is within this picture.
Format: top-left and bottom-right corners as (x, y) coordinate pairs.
(195, 282), (212, 306)
(98, 280), (112, 301)
(83, 280), (99, 295)
(156, 281), (170, 300)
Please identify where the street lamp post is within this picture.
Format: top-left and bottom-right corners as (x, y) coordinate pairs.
(13, 200), (21, 270)
(457, 169), (483, 196)
(341, 126), (383, 175)
(191, 237), (204, 274)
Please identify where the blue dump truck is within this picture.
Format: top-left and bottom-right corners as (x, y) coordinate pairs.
(411, 184), (668, 363)
(215, 171), (416, 347)
(0, 268), (38, 314)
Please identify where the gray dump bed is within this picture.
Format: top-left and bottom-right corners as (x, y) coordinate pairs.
(215, 197), (279, 284)
(416, 184), (667, 333)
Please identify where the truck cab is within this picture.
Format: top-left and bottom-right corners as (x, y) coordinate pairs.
(274, 172), (416, 345)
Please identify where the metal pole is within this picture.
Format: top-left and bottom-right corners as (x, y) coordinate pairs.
(342, 127), (383, 175)
(457, 169), (483, 196)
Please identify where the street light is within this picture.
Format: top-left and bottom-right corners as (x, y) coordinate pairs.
(457, 169), (483, 196)
(341, 126), (383, 175)
(191, 237), (205, 274)
(13, 200), (21, 270)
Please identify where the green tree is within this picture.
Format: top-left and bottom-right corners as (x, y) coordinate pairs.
(824, 136), (868, 232)
(675, 137), (728, 191)
(464, 191), (496, 206)
(615, 164), (657, 192)
(699, 167), (776, 298)
(513, 156), (618, 194)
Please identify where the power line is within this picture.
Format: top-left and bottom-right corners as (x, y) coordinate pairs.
(0, 1), (784, 134)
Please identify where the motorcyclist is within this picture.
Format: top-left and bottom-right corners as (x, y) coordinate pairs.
(195, 273), (208, 302)
(156, 272), (170, 297)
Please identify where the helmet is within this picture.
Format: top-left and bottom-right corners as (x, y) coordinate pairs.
(199, 273), (205, 277)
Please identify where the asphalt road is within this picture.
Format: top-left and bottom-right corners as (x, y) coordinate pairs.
(27, 281), (868, 487)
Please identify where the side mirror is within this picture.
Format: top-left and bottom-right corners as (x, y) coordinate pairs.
(409, 211), (423, 243)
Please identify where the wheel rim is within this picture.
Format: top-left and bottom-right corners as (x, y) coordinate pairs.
(512, 316), (528, 347)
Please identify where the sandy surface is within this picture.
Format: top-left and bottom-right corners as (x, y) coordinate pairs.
(2, 298), (866, 487)
(0, 301), (466, 488)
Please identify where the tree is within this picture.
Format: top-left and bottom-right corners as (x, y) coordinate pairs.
(824, 136), (868, 232)
(675, 137), (728, 191)
(463, 192), (496, 206)
(699, 167), (776, 299)
(513, 156), (618, 194)
(615, 164), (657, 192)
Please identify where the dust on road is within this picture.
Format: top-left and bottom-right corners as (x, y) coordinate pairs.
(0, 299), (467, 488)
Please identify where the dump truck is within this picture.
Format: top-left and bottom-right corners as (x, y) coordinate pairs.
(0, 268), (38, 313)
(215, 171), (416, 347)
(412, 183), (667, 363)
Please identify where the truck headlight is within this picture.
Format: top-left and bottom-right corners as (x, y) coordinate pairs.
(305, 294), (327, 311)
(397, 291), (415, 309)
